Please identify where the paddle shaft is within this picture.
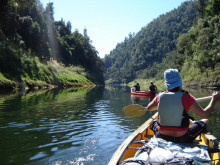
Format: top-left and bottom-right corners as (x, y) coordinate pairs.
(123, 95), (213, 117)
(195, 96), (212, 101)
(140, 95), (213, 111)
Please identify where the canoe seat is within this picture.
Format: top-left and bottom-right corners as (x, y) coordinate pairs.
(128, 147), (142, 150)
(133, 140), (149, 144)
(144, 134), (153, 139)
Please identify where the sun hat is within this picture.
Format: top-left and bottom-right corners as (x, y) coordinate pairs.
(164, 69), (182, 90)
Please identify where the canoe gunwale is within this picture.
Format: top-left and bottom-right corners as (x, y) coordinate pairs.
(108, 112), (220, 165)
(130, 88), (155, 97)
(108, 112), (158, 165)
(204, 133), (220, 152)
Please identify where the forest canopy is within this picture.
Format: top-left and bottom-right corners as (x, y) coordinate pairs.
(0, 0), (105, 88)
(1, 0), (219, 88)
(104, 0), (220, 87)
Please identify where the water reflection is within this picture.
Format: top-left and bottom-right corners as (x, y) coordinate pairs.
(0, 87), (106, 164)
(131, 95), (155, 104)
(0, 86), (219, 165)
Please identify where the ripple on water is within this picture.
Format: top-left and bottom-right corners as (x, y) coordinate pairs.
(29, 152), (48, 160)
(0, 122), (32, 129)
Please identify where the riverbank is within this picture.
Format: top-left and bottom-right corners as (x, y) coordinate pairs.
(128, 78), (220, 91)
(0, 60), (95, 90)
(0, 77), (95, 90)
(184, 80), (220, 89)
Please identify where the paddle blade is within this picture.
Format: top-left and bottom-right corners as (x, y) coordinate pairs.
(122, 104), (146, 117)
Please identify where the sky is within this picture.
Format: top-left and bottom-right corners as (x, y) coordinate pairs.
(40, 0), (187, 58)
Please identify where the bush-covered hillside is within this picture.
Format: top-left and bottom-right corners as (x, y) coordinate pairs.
(104, 0), (220, 89)
(0, 0), (105, 89)
(104, 1), (197, 84)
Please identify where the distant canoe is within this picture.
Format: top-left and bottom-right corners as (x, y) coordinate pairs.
(131, 88), (155, 97)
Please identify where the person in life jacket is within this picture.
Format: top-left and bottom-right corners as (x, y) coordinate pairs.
(143, 69), (220, 143)
(133, 83), (140, 91)
(149, 81), (157, 93)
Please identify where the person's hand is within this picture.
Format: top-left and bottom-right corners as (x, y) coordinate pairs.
(212, 91), (220, 102)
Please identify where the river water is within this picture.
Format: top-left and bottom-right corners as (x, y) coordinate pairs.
(0, 86), (219, 165)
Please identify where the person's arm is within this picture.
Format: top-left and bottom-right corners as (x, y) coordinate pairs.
(145, 97), (157, 111)
(190, 91), (220, 118)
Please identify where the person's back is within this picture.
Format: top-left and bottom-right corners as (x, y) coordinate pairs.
(133, 83), (140, 91)
(136, 84), (140, 91)
(149, 82), (157, 92)
(155, 88), (193, 138)
(145, 69), (220, 143)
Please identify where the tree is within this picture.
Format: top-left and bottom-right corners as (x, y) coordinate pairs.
(195, 0), (207, 18)
(104, 1), (197, 83)
(45, 2), (54, 20)
(205, 0), (220, 16)
(66, 21), (72, 33)
(83, 28), (88, 37)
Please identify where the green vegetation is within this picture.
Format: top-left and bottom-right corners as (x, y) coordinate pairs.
(176, 0), (220, 86)
(0, 42), (94, 89)
(1, 0), (219, 90)
(104, 0), (220, 89)
(0, 0), (104, 89)
(104, 1), (197, 84)
(128, 79), (166, 92)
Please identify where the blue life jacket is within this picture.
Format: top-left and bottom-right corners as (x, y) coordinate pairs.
(157, 91), (193, 128)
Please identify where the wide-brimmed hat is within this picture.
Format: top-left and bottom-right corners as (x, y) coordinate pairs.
(164, 69), (182, 90)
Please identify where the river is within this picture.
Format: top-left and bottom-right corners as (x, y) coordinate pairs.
(0, 86), (219, 165)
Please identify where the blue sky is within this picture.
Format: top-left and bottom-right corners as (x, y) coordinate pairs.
(40, 0), (187, 58)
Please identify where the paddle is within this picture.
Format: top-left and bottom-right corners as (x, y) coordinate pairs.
(122, 96), (212, 117)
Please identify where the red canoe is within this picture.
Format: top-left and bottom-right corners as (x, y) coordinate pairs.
(130, 88), (155, 97)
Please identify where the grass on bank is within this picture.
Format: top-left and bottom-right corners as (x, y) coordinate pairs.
(0, 44), (94, 89)
(47, 60), (93, 86)
(0, 72), (17, 88)
(24, 59), (94, 88)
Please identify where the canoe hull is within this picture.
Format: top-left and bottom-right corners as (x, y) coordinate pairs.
(108, 112), (220, 165)
(131, 88), (155, 97)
